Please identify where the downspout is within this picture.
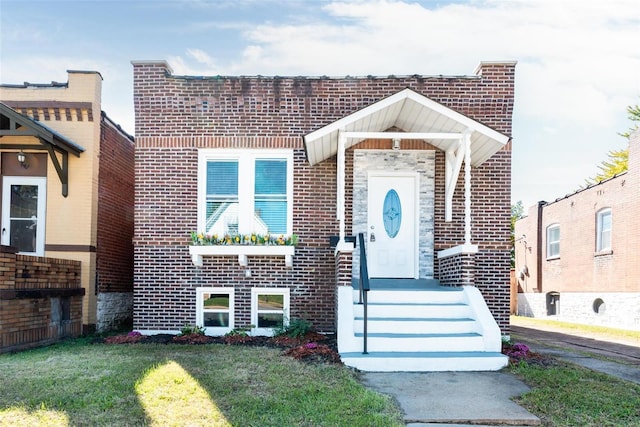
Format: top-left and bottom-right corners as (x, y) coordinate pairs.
(536, 201), (546, 292)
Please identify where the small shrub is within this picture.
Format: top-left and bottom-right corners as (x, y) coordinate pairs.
(180, 324), (205, 336)
(274, 318), (313, 338)
(225, 326), (253, 337)
(502, 341), (532, 363)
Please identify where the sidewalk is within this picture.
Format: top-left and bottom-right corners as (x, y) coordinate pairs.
(360, 371), (541, 426)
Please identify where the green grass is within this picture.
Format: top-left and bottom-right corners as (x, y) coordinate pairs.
(508, 360), (640, 427)
(511, 315), (640, 342)
(0, 339), (403, 426)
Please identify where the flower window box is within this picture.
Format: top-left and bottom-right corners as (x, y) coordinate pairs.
(189, 244), (295, 267)
(189, 233), (297, 267)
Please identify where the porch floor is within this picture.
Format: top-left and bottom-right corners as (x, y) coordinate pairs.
(351, 278), (457, 290)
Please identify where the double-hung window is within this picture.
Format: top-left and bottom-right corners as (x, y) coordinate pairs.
(596, 208), (612, 252)
(198, 149), (293, 236)
(546, 224), (560, 259)
(251, 288), (290, 336)
(196, 288), (234, 335)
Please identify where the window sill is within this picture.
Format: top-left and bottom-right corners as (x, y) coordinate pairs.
(594, 249), (613, 257)
(546, 255), (560, 261)
(189, 245), (294, 267)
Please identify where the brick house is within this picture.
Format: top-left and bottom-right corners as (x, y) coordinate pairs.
(514, 130), (640, 330)
(132, 60), (516, 371)
(0, 70), (135, 343)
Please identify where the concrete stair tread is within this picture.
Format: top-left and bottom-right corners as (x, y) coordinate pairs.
(356, 316), (474, 321)
(341, 351), (505, 358)
(340, 351), (509, 371)
(363, 302), (468, 306)
(355, 332), (481, 338)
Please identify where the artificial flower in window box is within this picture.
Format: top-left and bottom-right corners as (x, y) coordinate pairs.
(188, 232), (298, 267)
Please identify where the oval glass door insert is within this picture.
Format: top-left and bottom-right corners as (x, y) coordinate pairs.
(383, 189), (402, 238)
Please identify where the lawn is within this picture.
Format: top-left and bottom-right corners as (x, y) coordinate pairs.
(0, 339), (403, 426)
(507, 359), (640, 427)
(506, 318), (640, 427)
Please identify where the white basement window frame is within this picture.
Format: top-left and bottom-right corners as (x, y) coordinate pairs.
(191, 149), (295, 267)
(196, 287), (234, 335)
(251, 288), (290, 336)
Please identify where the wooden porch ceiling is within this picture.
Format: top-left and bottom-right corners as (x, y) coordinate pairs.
(303, 88), (510, 166)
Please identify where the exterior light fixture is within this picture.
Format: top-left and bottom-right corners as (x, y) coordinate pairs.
(392, 139), (401, 150)
(17, 150), (28, 169)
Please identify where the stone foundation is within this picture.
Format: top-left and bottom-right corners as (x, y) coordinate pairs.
(517, 292), (640, 330)
(96, 292), (133, 332)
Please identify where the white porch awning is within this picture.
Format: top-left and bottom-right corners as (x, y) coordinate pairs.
(303, 88), (511, 252)
(303, 88), (510, 167)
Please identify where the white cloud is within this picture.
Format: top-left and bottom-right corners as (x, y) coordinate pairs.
(3, 0), (639, 205)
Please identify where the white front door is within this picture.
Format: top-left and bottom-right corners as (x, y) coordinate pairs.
(367, 173), (418, 278)
(1, 177), (47, 256)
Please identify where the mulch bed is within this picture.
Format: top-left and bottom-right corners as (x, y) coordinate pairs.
(100, 333), (553, 368)
(98, 331), (342, 366)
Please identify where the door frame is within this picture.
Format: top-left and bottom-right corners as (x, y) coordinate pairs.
(366, 171), (420, 279)
(1, 176), (47, 256)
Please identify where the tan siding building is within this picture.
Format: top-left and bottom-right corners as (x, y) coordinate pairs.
(0, 71), (135, 333)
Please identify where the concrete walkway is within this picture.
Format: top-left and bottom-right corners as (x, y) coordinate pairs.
(360, 371), (540, 426)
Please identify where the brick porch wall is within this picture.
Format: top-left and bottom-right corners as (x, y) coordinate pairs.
(0, 246), (84, 353)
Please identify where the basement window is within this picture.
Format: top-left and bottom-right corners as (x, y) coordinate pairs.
(196, 288), (234, 335)
(251, 288), (289, 336)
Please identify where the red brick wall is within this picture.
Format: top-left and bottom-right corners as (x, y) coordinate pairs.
(132, 61), (515, 334)
(0, 246), (83, 353)
(515, 131), (640, 296)
(96, 114), (135, 293)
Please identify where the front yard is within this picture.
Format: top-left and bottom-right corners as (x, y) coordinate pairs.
(0, 339), (403, 426)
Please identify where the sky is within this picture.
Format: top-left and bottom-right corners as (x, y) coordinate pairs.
(1, 0), (639, 209)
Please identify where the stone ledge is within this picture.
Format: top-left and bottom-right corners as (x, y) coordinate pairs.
(0, 288), (85, 300)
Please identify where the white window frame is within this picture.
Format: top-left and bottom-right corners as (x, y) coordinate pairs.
(546, 224), (560, 259)
(1, 176), (47, 256)
(196, 287), (234, 335)
(197, 149), (294, 236)
(596, 208), (612, 252)
(251, 287), (290, 336)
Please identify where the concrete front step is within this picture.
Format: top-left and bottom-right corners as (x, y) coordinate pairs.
(354, 317), (477, 334)
(354, 302), (472, 318)
(354, 288), (465, 304)
(354, 332), (485, 352)
(340, 351), (509, 372)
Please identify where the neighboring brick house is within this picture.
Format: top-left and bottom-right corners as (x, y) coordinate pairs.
(0, 70), (135, 339)
(132, 60), (515, 371)
(514, 130), (640, 330)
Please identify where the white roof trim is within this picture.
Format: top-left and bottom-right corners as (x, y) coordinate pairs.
(303, 88), (510, 166)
